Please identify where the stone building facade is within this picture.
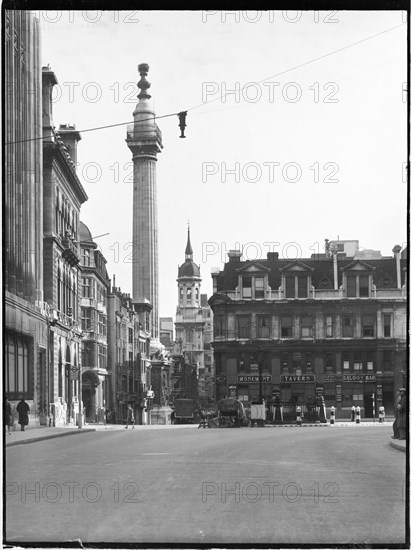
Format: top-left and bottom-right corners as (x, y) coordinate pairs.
(209, 241), (407, 419)
(79, 222), (110, 422)
(107, 286), (152, 424)
(42, 68), (88, 426)
(4, 11), (48, 426)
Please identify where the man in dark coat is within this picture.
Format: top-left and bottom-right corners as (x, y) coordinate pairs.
(16, 397), (29, 431)
(397, 388), (407, 440)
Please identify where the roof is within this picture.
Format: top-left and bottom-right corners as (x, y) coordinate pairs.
(178, 259), (201, 278)
(79, 221), (94, 244)
(213, 256), (405, 292)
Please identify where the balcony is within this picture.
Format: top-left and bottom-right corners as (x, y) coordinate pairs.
(126, 124), (163, 153)
(61, 235), (80, 266)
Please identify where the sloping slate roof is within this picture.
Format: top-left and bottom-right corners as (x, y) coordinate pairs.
(215, 257), (403, 292)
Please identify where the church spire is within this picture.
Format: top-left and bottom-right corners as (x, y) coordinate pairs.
(185, 222), (193, 260)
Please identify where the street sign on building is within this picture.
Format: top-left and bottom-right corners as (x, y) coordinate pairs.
(70, 365), (79, 380)
(238, 375), (272, 383)
(280, 374), (315, 383)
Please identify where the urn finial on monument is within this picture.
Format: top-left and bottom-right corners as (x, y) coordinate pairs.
(137, 63), (151, 100)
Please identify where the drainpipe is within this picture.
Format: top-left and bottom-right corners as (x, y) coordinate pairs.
(333, 252), (338, 290)
(392, 245), (402, 289)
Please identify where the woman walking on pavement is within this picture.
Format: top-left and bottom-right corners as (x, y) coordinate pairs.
(125, 404), (135, 429)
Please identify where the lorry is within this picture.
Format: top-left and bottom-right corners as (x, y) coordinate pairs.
(173, 398), (195, 424)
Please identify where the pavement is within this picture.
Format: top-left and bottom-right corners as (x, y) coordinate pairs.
(4, 420), (406, 452)
(5, 424), (406, 545)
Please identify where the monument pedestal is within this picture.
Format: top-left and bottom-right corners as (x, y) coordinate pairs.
(150, 406), (173, 425)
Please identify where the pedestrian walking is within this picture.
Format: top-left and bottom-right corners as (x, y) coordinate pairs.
(397, 388), (407, 440)
(392, 390), (401, 439)
(16, 397), (29, 431)
(125, 404), (135, 429)
(198, 409), (208, 429)
(4, 397), (12, 435)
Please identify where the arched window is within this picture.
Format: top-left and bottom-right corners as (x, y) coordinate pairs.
(187, 288), (192, 302)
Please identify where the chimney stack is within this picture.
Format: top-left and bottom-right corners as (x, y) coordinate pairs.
(58, 124), (81, 168)
(392, 244), (402, 289)
(42, 65), (58, 142)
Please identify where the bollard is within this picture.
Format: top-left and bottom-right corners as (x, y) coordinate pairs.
(296, 405), (302, 426)
(330, 406), (335, 425)
(351, 406), (356, 422)
(355, 405), (361, 424)
(378, 406), (385, 423)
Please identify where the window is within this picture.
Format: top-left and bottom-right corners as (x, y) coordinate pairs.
(242, 277), (252, 299)
(6, 334), (31, 398)
(359, 275), (369, 297)
(281, 316), (293, 338)
(366, 351), (374, 371)
(347, 276), (356, 297)
(241, 275), (266, 299)
(383, 314), (391, 337)
(343, 316), (353, 337)
(345, 273), (371, 298)
(353, 351), (362, 370)
(343, 352), (350, 370)
(325, 352), (333, 371)
(362, 316), (375, 337)
(257, 315), (270, 338)
(237, 316), (251, 339)
(128, 328), (133, 344)
(180, 287), (184, 300)
(301, 316), (313, 338)
(98, 345), (107, 369)
(298, 276), (308, 298)
(285, 275), (309, 298)
(215, 315), (226, 338)
(81, 308), (92, 331)
(187, 288), (192, 302)
(325, 315), (333, 337)
(82, 248), (90, 267)
(98, 314), (107, 337)
(82, 277), (91, 298)
(186, 329), (193, 343)
(285, 276), (295, 299)
(255, 278), (265, 299)
(195, 288), (199, 300)
(145, 312), (150, 333)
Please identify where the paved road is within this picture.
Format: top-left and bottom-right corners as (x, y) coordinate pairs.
(5, 425), (406, 546)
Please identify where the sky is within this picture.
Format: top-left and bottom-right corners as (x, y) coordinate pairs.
(37, 9), (407, 319)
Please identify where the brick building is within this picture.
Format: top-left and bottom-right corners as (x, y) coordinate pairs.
(208, 241), (407, 419)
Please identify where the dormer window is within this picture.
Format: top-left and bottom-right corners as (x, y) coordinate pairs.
(280, 261), (313, 299)
(240, 275), (266, 299)
(342, 261), (374, 298)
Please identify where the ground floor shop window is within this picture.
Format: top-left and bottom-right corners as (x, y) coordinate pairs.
(6, 333), (33, 399)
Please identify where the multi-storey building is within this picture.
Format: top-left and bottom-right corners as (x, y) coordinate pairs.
(42, 69), (88, 426)
(107, 285), (152, 424)
(173, 228), (214, 401)
(79, 222), (110, 422)
(208, 241), (407, 418)
(4, 10), (48, 425)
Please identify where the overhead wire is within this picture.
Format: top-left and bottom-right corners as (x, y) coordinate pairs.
(5, 22), (405, 146)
